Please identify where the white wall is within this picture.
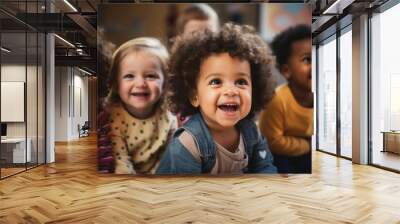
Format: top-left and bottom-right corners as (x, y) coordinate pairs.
(1, 63), (46, 164)
(54, 67), (89, 141)
(55, 66), (69, 141)
(1, 65), (26, 140)
(1, 65), (40, 138)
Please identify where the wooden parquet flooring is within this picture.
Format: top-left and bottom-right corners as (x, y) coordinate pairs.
(1, 135), (400, 223)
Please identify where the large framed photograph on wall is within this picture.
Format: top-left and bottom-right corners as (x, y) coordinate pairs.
(97, 3), (312, 175)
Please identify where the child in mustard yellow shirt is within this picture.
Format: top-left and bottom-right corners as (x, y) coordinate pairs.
(258, 24), (313, 173)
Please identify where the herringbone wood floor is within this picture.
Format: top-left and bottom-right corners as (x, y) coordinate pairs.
(1, 135), (400, 223)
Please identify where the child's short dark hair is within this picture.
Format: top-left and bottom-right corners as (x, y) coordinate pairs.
(270, 24), (311, 71)
(168, 23), (275, 119)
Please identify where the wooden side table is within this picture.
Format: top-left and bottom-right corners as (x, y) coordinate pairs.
(381, 131), (400, 154)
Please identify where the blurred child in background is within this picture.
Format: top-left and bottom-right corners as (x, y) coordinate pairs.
(176, 3), (219, 37)
(258, 24), (313, 173)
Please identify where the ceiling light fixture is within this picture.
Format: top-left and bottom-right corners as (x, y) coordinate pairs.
(76, 48), (85, 55)
(323, 0), (340, 14)
(63, 0), (78, 12)
(78, 67), (93, 76)
(54, 34), (75, 48)
(323, 0), (355, 15)
(1, 47), (11, 53)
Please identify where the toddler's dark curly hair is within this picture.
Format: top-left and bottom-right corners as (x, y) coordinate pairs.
(167, 23), (276, 119)
(270, 24), (311, 71)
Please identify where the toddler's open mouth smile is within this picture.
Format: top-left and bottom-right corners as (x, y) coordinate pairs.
(217, 103), (239, 112)
(131, 92), (150, 97)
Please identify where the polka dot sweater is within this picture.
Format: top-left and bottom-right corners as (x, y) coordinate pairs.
(108, 104), (177, 174)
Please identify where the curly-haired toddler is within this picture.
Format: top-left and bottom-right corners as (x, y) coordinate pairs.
(157, 23), (277, 174)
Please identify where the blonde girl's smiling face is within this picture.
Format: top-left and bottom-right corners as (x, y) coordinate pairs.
(191, 53), (252, 130)
(118, 50), (164, 118)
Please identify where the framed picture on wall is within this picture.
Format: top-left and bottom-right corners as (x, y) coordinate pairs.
(1, 81), (25, 122)
(97, 3), (312, 175)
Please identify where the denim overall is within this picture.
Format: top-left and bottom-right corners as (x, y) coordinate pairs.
(156, 113), (277, 174)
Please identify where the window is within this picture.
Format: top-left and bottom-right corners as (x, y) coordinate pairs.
(339, 27), (352, 158)
(370, 2), (400, 171)
(0, 1), (47, 179)
(317, 35), (337, 154)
